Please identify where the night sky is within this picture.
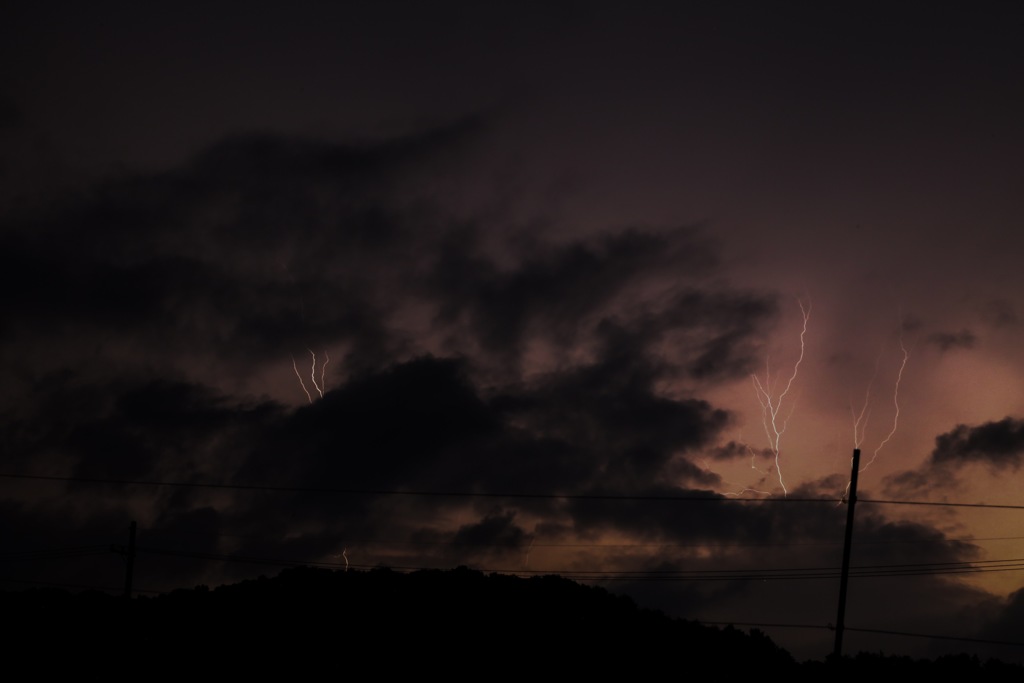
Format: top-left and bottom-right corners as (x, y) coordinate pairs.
(2, 2), (1023, 661)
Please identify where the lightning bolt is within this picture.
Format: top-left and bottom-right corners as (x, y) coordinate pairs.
(840, 319), (911, 502)
(331, 547), (351, 570)
(743, 442), (770, 476)
(701, 455), (773, 497)
(862, 333), (909, 471)
(722, 486), (773, 498)
(291, 355), (313, 404)
(308, 349), (328, 399)
(850, 401), (871, 449)
(292, 349), (331, 404)
(750, 299), (811, 495)
(523, 536), (535, 570)
(850, 346), (883, 449)
(320, 350), (330, 395)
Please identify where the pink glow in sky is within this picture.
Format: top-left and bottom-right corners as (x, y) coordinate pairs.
(1, 2), (1023, 663)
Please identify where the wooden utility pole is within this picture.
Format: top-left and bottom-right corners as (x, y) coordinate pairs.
(833, 448), (861, 659)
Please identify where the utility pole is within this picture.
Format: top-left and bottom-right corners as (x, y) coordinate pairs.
(833, 448), (861, 659)
(123, 520), (136, 601)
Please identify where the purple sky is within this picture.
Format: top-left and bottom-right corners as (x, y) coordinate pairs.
(2, 2), (1023, 661)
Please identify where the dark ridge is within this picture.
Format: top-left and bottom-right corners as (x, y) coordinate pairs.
(3, 566), (1019, 677)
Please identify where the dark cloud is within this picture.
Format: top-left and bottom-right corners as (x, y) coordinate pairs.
(1, 125), (780, 593)
(576, 484), (984, 662)
(8, 377), (278, 477)
(451, 509), (528, 550)
(0, 122), (776, 395)
(979, 588), (1024, 647)
(881, 468), (936, 498)
(983, 299), (1018, 328)
(706, 441), (772, 461)
(901, 315), (925, 333)
(0, 122), (1005, 664)
(222, 345), (735, 553)
(241, 356), (501, 492)
(0, 128), (934, 549)
(927, 329), (977, 352)
(931, 417), (1024, 471)
(426, 224), (773, 376)
(187, 116), (485, 187)
(0, 119), (477, 323)
(0, 336), (747, 590)
(71, 380), (279, 481)
(884, 416), (1024, 496)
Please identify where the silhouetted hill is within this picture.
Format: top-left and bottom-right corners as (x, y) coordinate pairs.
(4, 567), (1021, 678)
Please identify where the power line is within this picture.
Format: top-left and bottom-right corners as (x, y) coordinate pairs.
(700, 620), (827, 631)
(845, 625), (1024, 648)
(861, 498), (1024, 511)
(0, 472), (835, 502)
(697, 621), (1024, 649)
(5, 472), (1024, 510)
(0, 576), (163, 595)
(11, 536), (1021, 582)
(0, 545), (110, 561)
(129, 525), (1023, 576)
(129, 545), (1024, 583)
(136, 546), (353, 570)
(138, 526), (852, 550)
(137, 524), (1024, 551)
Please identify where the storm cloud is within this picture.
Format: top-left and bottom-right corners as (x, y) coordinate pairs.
(931, 418), (1024, 471)
(927, 329), (977, 353)
(6, 4), (1024, 660)
(0, 125), (790, 593)
(884, 416), (1024, 500)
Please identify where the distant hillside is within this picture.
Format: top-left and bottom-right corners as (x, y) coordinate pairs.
(4, 566), (1020, 677)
